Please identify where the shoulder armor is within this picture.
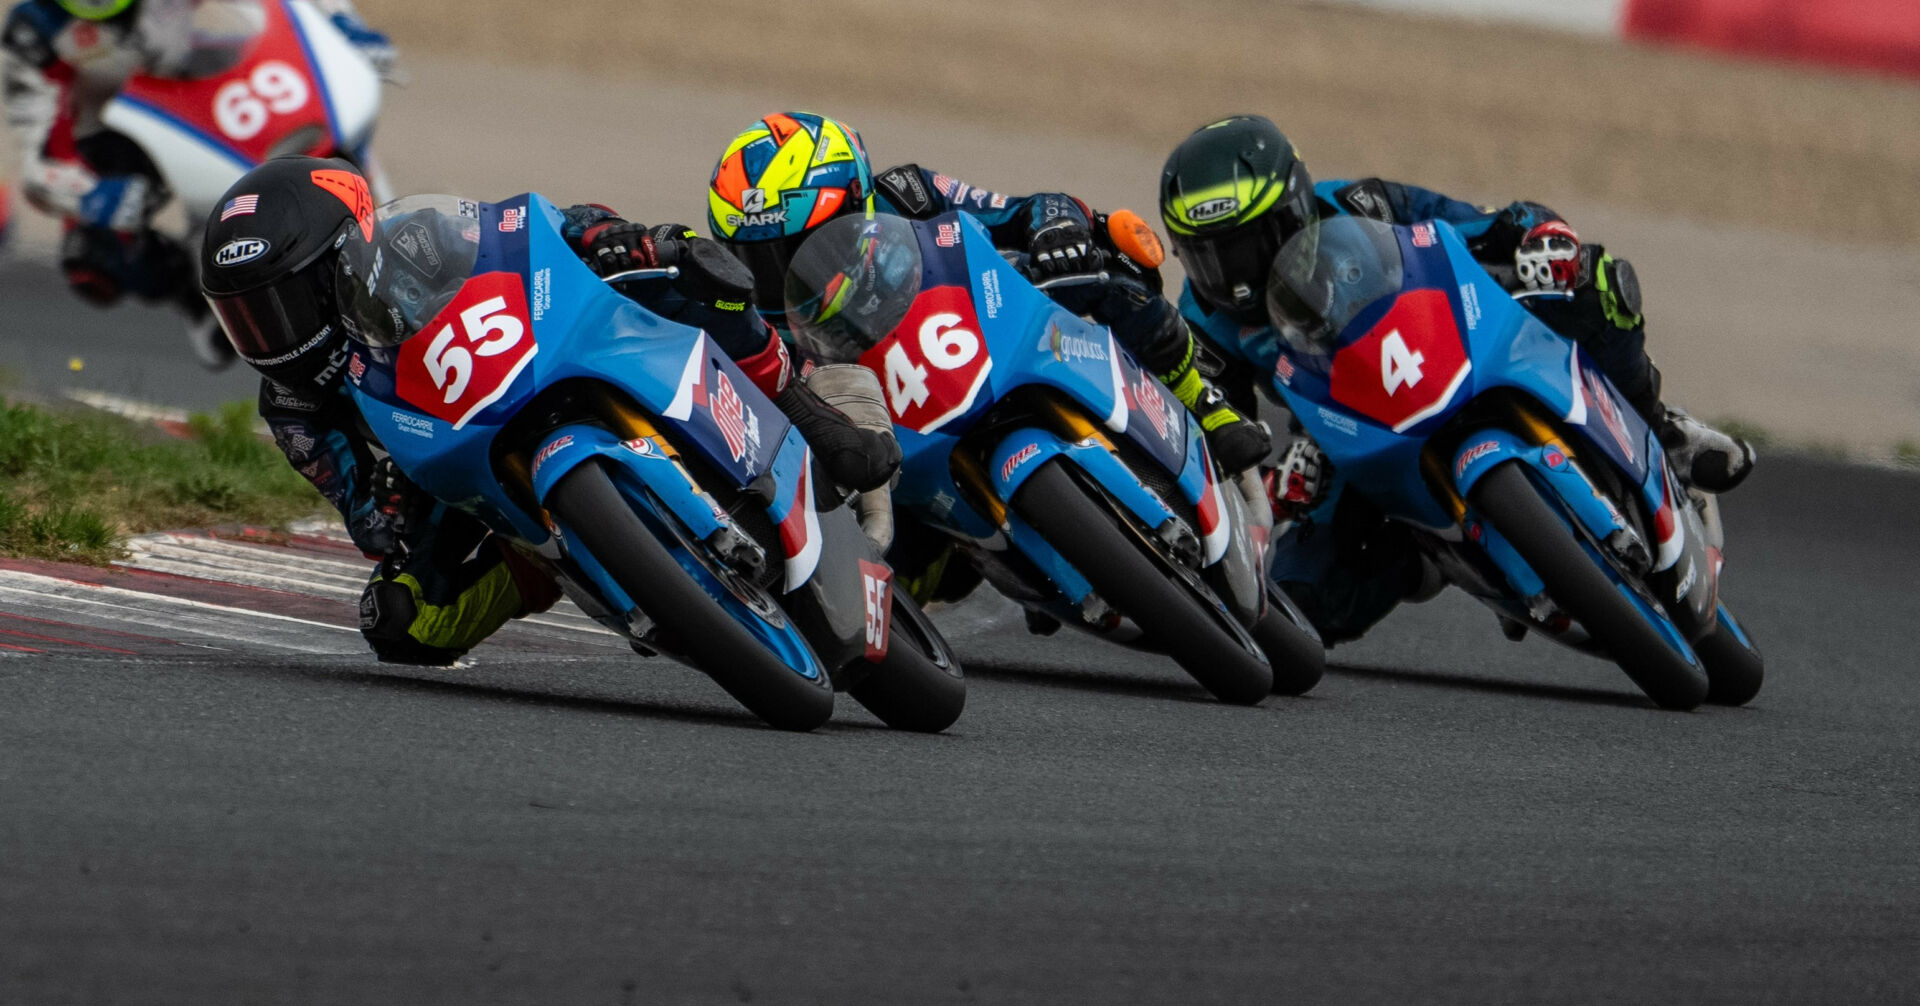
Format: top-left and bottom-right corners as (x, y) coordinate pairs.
(873, 163), (935, 218)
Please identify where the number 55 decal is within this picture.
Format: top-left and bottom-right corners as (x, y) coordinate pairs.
(396, 273), (539, 429)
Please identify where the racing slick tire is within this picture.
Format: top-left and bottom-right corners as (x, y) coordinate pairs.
(1469, 461), (1709, 711)
(548, 460), (835, 731)
(1695, 608), (1764, 707)
(1012, 459), (1273, 705)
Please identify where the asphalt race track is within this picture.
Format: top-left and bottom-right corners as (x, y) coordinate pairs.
(4, 268), (1920, 1003)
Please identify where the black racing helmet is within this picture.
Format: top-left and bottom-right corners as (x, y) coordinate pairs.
(1160, 115), (1318, 321)
(200, 156), (375, 388)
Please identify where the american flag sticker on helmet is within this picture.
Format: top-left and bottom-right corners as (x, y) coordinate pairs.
(221, 195), (259, 221)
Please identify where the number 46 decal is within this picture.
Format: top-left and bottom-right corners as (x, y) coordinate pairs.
(396, 273), (539, 430)
(861, 288), (994, 435)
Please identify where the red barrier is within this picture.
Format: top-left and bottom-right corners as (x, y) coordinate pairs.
(1624, 0), (1920, 79)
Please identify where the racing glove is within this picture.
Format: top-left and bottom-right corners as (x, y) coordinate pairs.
(347, 456), (423, 558)
(1514, 220), (1581, 294)
(1270, 438), (1331, 519)
(1027, 217), (1100, 281)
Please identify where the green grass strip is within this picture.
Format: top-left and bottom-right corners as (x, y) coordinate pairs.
(0, 398), (325, 565)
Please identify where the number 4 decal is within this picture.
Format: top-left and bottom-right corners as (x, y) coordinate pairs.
(1381, 329), (1426, 396)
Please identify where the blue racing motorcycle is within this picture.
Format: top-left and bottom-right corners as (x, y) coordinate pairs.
(783, 211), (1327, 704)
(1262, 215), (1763, 710)
(337, 193), (963, 731)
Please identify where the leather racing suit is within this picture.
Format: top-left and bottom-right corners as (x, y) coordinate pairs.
(1183, 178), (1663, 646)
(261, 203), (791, 666)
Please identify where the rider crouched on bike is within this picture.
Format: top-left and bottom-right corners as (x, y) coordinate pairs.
(1, 0), (394, 366)
(1158, 114), (1758, 645)
(705, 111), (1273, 476)
(198, 156), (898, 666)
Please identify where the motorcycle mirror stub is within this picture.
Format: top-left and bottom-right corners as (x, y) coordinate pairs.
(1106, 209), (1166, 269)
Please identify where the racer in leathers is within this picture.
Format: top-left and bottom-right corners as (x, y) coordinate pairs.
(705, 111), (1273, 477)
(198, 156), (898, 666)
(1, 0), (394, 366)
(1159, 115), (1758, 644)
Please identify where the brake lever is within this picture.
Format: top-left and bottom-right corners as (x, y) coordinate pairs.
(1032, 271), (1111, 292)
(599, 266), (681, 285)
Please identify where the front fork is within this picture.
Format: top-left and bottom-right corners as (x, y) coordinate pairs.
(1441, 402), (1720, 642)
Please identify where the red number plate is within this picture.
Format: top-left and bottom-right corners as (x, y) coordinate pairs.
(858, 286), (993, 435)
(396, 272), (538, 429)
(1329, 288), (1471, 433)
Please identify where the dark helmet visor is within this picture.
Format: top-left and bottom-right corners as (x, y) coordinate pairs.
(1172, 181), (1316, 315)
(209, 261), (337, 366)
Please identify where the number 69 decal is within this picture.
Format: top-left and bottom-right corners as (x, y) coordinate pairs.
(397, 273), (539, 429)
(213, 61), (312, 142)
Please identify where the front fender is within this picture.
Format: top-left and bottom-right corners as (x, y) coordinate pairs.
(1452, 430), (1632, 551)
(989, 428), (1178, 537)
(530, 424), (728, 546)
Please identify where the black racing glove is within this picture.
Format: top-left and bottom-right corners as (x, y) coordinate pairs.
(1026, 217), (1100, 282)
(585, 222), (756, 306)
(347, 456), (423, 558)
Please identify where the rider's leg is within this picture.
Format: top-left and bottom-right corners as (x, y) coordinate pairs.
(1093, 280), (1272, 473)
(1271, 482), (1425, 647)
(359, 509), (560, 666)
(1527, 248), (1754, 493)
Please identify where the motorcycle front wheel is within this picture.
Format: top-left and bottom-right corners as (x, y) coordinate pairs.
(547, 459), (835, 731)
(847, 591), (967, 733)
(1468, 461), (1709, 711)
(1011, 459), (1272, 705)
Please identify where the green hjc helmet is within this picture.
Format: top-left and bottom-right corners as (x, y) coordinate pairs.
(1159, 115), (1317, 319)
(56, 0), (136, 20)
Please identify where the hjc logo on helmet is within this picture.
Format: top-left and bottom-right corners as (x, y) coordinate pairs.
(1187, 197), (1239, 224)
(213, 238), (271, 268)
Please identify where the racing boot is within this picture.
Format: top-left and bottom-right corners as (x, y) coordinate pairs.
(1159, 344), (1272, 474)
(774, 378), (901, 493)
(1092, 270), (1271, 473)
(1658, 407), (1755, 493)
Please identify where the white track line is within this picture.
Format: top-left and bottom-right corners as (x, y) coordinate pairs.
(0, 569), (363, 655)
(117, 532), (619, 640)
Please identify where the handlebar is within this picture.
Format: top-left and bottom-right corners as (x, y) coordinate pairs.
(599, 266), (681, 284)
(1511, 289), (1575, 303)
(1033, 270), (1111, 292)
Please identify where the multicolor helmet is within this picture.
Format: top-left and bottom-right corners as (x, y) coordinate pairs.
(1160, 115), (1317, 320)
(707, 112), (874, 314)
(55, 0), (137, 20)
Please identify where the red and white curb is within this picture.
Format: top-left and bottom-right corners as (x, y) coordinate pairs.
(0, 521), (622, 659)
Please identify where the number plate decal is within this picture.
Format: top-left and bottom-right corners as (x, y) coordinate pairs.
(857, 286), (993, 435)
(395, 272), (538, 430)
(1329, 288), (1471, 433)
(857, 559), (893, 661)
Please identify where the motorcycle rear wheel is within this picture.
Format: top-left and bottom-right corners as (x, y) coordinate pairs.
(847, 591), (967, 732)
(1011, 459), (1272, 705)
(1252, 599), (1326, 696)
(1468, 461), (1709, 711)
(548, 459), (835, 731)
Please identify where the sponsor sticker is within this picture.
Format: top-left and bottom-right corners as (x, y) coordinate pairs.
(499, 207), (525, 233)
(1460, 283), (1482, 331)
(391, 411), (435, 440)
(1456, 438), (1500, 477)
(531, 268), (552, 322)
(213, 238), (270, 267)
(1040, 323), (1108, 364)
(1412, 222), (1437, 248)
(980, 269), (1003, 320)
(710, 370), (752, 462)
(1186, 197), (1239, 224)
(531, 434), (574, 478)
(347, 352), (366, 384)
(1275, 354), (1296, 385)
(936, 222), (960, 248)
(1000, 443), (1041, 482)
(1317, 405), (1359, 437)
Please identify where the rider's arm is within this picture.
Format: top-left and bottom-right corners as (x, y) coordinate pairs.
(1, 5), (98, 219)
(1320, 177), (1560, 242)
(258, 378), (389, 552)
(870, 162), (1094, 248)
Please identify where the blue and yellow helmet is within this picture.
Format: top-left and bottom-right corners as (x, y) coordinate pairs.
(707, 112), (874, 313)
(56, 0), (137, 20)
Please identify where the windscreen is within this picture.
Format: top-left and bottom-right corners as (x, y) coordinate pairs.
(783, 213), (923, 363)
(1265, 216), (1406, 353)
(333, 195), (483, 348)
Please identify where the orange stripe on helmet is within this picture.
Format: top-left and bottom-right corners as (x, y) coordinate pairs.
(309, 169), (374, 241)
(763, 113), (804, 147)
(806, 188), (847, 228)
(711, 150), (752, 210)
